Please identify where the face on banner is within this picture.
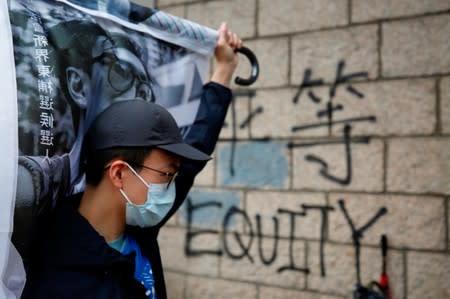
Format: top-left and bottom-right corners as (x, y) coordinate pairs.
(44, 21), (159, 141)
(90, 42), (155, 111)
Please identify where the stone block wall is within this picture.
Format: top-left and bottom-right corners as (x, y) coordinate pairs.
(147, 0), (450, 298)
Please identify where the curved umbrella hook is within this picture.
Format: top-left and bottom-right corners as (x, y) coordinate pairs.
(234, 47), (259, 86)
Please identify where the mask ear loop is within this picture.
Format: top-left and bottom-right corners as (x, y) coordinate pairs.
(116, 162), (149, 205)
(123, 162), (150, 188)
(119, 188), (134, 205)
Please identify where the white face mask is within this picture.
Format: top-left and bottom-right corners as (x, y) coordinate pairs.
(119, 163), (176, 228)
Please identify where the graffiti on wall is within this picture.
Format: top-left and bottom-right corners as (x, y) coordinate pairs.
(222, 89), (263, 176)
(289, 60), (376, 185)
(184, 60), (388, 279)
(224, 60), (377, 186)
(184, 196), (387, 277)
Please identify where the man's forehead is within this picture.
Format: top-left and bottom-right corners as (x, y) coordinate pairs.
(147, 148), (181, 165)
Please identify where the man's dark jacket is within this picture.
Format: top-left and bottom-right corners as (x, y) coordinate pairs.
(20, 82), (231, 299)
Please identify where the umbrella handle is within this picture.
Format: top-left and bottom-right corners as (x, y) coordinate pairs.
(234, 47), (259, 86)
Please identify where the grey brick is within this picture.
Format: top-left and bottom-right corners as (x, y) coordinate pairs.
(387, 138), (450, 194)
(158, 0), (190, 7)
(307, 242), (356, 295)
(329, 194), (446, 250)
(186, 0), (256, 39)
(260, 286), (344, 299)
(165, 208), (178, 226)
(382, 15), (450, 77)
(408, 252), (450, 299)
(308, 242), (404, 298)
(220, 236), (307, 288)
(292, 139), (384, 192)
(251, 88), (329, 139)
(291, 25), (378, 85)
(246, 191), (327, 239)
(448, 199), (450, 252)
(158, 226), (220, 276)
(441, 76), (450, 134)
(217, 141), (290, 189)
(165, 272), (185, 299)
(232, 38), (289, 89)
(193, 155), (216, 186)
(329, 79), (436, 136)
(179, 188), (244, 230)
(186, 277), (257, 299)
(258, 0), (348, 35)
(359, 246), (405, 299)
(133, 0), (155, 8)
(352, 0), (450, 22)
(159, 5), (185, 18)
(219, 94), (250, 140)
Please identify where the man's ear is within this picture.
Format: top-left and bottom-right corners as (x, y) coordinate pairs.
(66, 67), (89, 109)
(108, 160), (127, 189)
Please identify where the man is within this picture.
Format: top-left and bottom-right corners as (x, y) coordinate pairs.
(20, 22), (242, 299)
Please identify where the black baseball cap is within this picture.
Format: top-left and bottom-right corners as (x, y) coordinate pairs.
(83, 99), (211, 161)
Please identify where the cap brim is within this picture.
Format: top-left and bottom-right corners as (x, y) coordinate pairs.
(157, 143), (211, 161)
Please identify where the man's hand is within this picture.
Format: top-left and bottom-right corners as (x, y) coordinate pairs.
(211, 22), (243, 87)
